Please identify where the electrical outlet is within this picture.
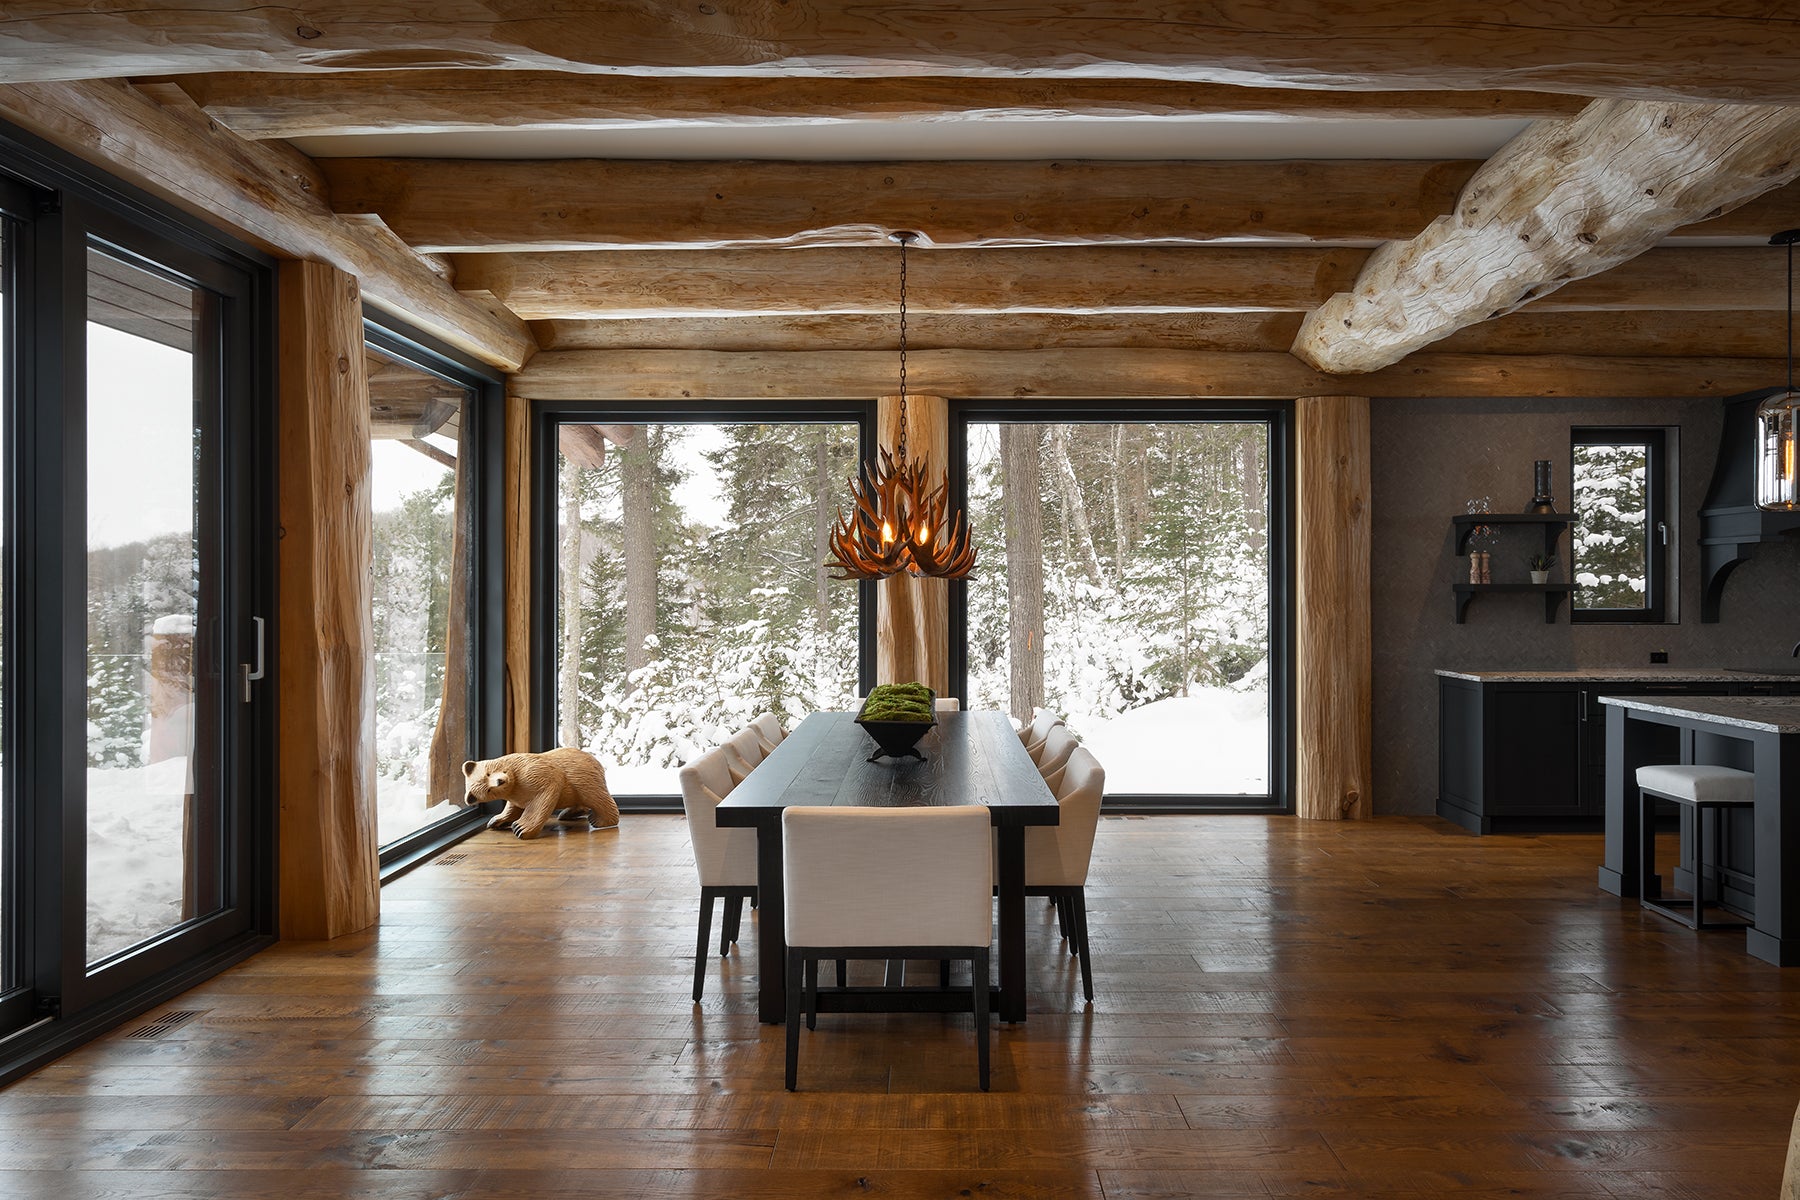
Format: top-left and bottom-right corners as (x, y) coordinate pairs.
(1650, 650), (1669, 663)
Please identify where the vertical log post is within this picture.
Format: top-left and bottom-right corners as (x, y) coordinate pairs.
(276, 259), (379, 938)
(1295, 395), (1374, 820)
(875, 393), (951, 694)
(424, 412), (473, 805)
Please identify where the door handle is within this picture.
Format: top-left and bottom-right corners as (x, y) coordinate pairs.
(240, 616), (265, 702)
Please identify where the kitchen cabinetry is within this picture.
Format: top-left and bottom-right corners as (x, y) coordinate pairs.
(1437, 671), (1800, 834)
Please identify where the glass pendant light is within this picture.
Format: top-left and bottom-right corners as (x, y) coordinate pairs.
(1756, 229), (1800, 510)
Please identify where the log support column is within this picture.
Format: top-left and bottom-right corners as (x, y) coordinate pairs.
(1295, 395), (1373, 820)
(875, 393), (951, 695)
(276, 259), (380, 938)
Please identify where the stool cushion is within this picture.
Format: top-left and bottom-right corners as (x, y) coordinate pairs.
(1635, 763), (1755, 805)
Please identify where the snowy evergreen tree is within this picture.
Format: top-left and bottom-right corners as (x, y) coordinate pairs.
(1571, 442), (1649, 609)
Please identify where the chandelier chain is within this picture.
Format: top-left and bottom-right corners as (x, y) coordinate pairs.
(897, 232), (909, 465)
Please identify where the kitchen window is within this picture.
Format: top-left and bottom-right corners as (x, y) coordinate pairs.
(1570, 427), (1669, 623)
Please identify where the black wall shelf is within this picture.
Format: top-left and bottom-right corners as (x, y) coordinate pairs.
(1451, 514), (1577, 622)
(1452, 582), (1576, 624)
(1452, 513), (1575, 557)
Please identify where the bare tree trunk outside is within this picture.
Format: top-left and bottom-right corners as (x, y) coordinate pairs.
(1049, 424), (1105, 586)
(425, 411), (473, 805)
(1000, 423), (1045, 724)
(558, 455), (584, 747)
(1111, 425), (1130, 583)
(812, 427), (832, 635)
(1241, 427), (1267, 555)
(619, 429), (658, 687)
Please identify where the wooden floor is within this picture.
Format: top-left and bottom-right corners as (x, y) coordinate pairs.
(2, 814), (1798, 1198)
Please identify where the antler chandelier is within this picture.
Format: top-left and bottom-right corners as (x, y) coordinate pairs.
(826, 232), (977, 581)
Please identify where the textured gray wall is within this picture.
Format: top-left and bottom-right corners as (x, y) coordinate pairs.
(1370, 395), (1800, 815)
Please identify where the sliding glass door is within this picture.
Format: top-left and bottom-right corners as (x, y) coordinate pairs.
(83, 246), (226, 965)
(0, 144), (273, 1059)
(957, 406), (1291, 810)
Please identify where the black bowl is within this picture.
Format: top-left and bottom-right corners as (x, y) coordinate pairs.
(854, 693), (937, 762)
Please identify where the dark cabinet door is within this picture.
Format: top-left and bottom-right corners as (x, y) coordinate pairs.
(1483, 686), (1583, 817)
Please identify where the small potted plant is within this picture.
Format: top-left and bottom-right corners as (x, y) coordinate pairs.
(1527, 552), (1556, 585)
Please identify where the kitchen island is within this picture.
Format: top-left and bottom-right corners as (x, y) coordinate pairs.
(1598, 694), (1800, 967)
(1437, 667), (1800, 834)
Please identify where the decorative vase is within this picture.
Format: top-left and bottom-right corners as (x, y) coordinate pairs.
(1529, 570), (1550, 585)
(1526, 460), (1556, 513)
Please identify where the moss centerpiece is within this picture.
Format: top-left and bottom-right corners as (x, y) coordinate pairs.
(854, 681), (937, 762)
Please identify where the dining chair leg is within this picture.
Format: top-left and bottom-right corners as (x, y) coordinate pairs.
(1056, 894), (1070, 939)
(692, 892), (717, 1003)
(972, 947), (991, 1092)
(1072, 890), (1094, 1002)
(784, 951), (804, 1091)
(804, 957), (820, 1031)
(721, 894), (743, 955)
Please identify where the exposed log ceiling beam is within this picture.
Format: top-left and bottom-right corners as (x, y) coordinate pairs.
(510, 348), (1780, 402)
(451, 246), (1786, 320)
(456, 246), (1371, 317)
(322, 158), (1484, 251)
(0, 79), (534, 371)
(1294, 100), (1800, 374)
(531, 311), (1789, 360)
(165, 71), (1588, 139)
(321, 156), (1800, 252)
(3, 4), (1798, 102)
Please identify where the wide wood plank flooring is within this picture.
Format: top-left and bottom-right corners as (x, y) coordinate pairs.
(3, 814), (1798, 1197)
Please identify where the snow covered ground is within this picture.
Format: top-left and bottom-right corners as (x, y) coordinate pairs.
(376, 774), (459, 847)
(1068, 690), (1268, 795)
(86, 757), (189, 962)
(604, 688), (1269, 799)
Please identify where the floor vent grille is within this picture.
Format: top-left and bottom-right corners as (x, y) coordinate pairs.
(127, 1009), (204, 1040)
(435, 853), (469, 867)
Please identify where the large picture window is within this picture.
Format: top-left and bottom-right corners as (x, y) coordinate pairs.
(363, 321), (503, 867)
(541, 407), (871, 797)
(956, 405), (1291, 808)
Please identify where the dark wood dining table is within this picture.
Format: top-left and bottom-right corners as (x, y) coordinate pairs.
(716, 709), (1061, 1024)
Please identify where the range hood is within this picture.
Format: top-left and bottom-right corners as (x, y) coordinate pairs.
(1698, 386), (1800, 621)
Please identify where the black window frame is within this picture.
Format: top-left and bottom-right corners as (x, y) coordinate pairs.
(529, 399), (878, 811)
(950, 399), (1296, 815)
(362, 316), (508, 879)
(0, 116), (277, 1084)
(1569, 426), (1670, 625)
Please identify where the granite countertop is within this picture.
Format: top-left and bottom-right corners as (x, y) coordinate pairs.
(1436, 667), (1800, 683)
(1599, 694), (1800, 733)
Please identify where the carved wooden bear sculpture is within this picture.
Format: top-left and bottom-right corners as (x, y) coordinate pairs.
(460, 748), (620, 840)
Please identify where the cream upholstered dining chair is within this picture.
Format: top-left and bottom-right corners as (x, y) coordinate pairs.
(1018, 709), (1064, 762)
(677, 747), (758, 1003)
(748, 711), (787, 754)
(1024, 746), (1105, 1002)
(781, 805), (995, 1092)
(721, 726), (768, 786)
(1034, 723), (1080, 792)
(934, 697), (960, 712)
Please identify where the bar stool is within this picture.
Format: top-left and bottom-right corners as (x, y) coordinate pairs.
(1636, 763), (1754, 930)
